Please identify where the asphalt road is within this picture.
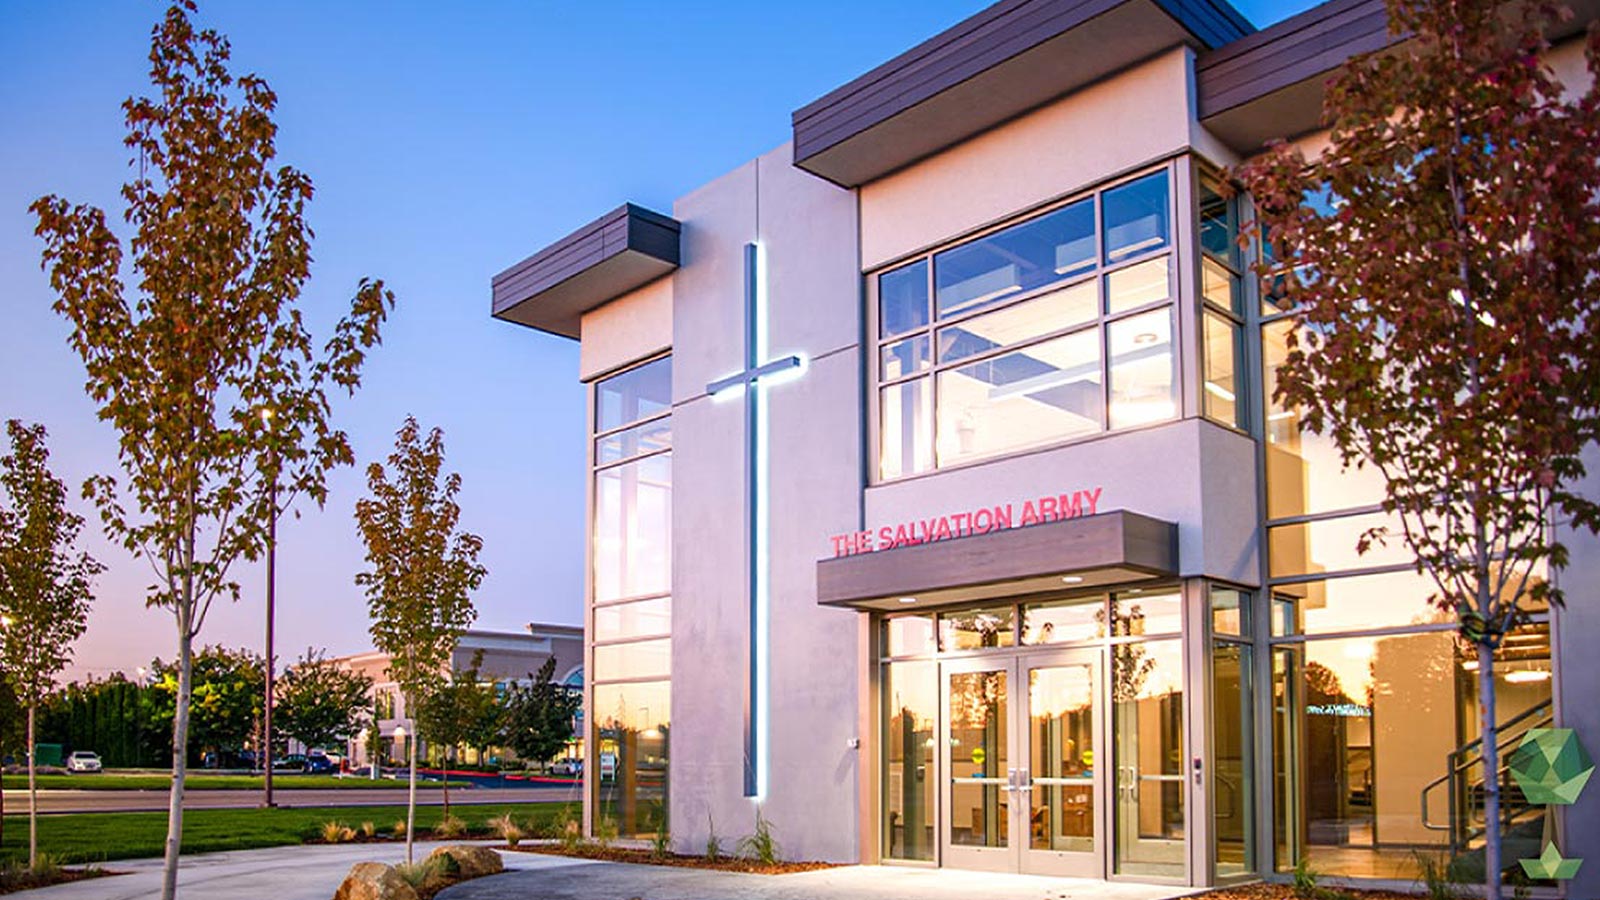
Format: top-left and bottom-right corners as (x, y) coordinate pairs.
(0, 785), (580, 814)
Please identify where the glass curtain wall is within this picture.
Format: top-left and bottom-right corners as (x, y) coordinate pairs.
(1210, 586), (1255, 878)
(873, 165), (1180, 480)
(591, 355), (672, 838)
(1257, 294), (1553, 881)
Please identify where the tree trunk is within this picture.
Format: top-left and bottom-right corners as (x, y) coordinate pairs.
(442, 745), (451, 819)
(1479, 639), (1502, 900)
(160, 623), (194, 900)
(27, 703), (37, 870)
(405, 720), (418, 865)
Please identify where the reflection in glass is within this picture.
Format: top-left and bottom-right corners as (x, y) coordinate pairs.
(880, 378), (933, 479)
(593, 639), (671, 681)
(1203, 310), (1242, 428)
(1263, 320), (1386, 517)
(594, 596), (672, 643)
(1211, 586), (1248, 636)
(1199, 177), (1239, 267)
(1268, 511), (1414, 578)
(1113, 639), (1185, 877)
(1108, 309), (1176, 429)
(596, 418), (672, 465)
(884, 661), (937, 860)
(949, 668), (1009, 848)
(1271, 570), (1474, 636)
(1213, 642), (1254, 877)
(1203, 257), (1241, 315)
(936, 329), (1102, 467)
(1104, 171), (1171, 263)
(935, 199), (1095, 317)
(1023, 596), (1106, 645)
(597, 356), (671, 433)
(593, 681), (670, 839)
(881, 335), (931, 380)
(880, 260), (930, 337)
(1106, 256), (1170, 315)
(1274, 629), (1553, 879)
(1111, 590), (1182, 636)
(938, 281), (1096, 365)
(593, 454), (672, 603)
(1029, 663), (1096, 852)
(940, 607), (1017, 650)
(885, 616), (937, 658)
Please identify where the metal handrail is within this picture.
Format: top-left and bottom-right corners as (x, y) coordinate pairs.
(1418, 698), (1553, 847)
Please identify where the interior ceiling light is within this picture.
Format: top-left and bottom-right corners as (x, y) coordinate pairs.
(1061, 575), (1084, 584)
(897, 596), (918, 604)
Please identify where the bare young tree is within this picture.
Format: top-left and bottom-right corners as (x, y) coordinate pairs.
(356, 417), (485, 863)
(0, 421), (101, 870)
(1239, 0), (1600, 893)
(30, 5), (392, 896)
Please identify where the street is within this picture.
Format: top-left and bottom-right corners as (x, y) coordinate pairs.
(0, 785), (579, 814)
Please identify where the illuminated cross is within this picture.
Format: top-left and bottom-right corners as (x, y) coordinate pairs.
(706, 242), (805, 799)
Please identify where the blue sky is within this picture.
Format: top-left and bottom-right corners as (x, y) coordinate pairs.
(0, 0), (1321, 680)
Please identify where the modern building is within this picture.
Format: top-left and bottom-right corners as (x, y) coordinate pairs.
(335, 624), (583, 768)
(489, 0), (1600, 890)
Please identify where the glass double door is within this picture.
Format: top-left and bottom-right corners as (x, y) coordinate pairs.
(942, 650), (1104, 876)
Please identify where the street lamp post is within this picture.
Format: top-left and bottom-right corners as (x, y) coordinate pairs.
(261, 408), (278, 808)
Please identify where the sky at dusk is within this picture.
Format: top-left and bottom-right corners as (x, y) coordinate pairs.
(0, 0), (1322, 682)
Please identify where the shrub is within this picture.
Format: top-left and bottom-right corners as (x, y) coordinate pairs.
(433, 815), (467, 839)
(1292, 857), (1352, 900)
(736, 808), (780, 866)
(395, 857), (449, 890)
(488, 813), (525, 847)
(320, 821), (355, 843)
(593, 816), (619, 849)
(650, 821), (671, 860)
(555, 807), (584, 851)
(1414, 851), (1460, 900)
(392, 819), (408, 838)
(359, 821), (377, 839)
(705, 813), (723, 862)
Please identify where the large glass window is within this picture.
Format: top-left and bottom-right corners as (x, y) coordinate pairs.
(1200, 175), (1246, 430)
(591, 356), (672, 838)
(883, 660), (937, 860)
(872, 166), (1178, 480)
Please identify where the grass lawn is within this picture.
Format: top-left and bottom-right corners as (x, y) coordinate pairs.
(0, 801), (576, 865)
(2, 773), (468, 791)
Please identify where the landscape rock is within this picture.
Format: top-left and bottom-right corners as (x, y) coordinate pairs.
(331, 861), (420, 900)
(424, 844), (505, 879)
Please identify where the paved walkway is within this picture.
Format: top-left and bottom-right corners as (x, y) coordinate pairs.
(12, 844), (1199, 900)
(444, 854), (1198, 900)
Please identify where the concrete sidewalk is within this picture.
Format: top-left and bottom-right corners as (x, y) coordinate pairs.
(11, 840), (534, 899)
(444, 854), (1198, 900)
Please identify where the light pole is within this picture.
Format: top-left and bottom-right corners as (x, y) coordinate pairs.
(261, 407), (278, 808)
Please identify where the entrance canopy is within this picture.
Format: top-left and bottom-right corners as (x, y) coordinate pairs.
(816, 509), (1177, 612)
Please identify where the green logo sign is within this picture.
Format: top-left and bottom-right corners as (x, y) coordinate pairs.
(1509, 728), (1591, 880)
(1510, 728), (1594, 805)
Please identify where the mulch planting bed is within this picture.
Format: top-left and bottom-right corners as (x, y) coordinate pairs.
(1191, 885), (1425, 900)
(0, 867), (117, 896)
(504, 844), (838, 875)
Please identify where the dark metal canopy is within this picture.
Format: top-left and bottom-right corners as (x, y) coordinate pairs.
(790, 0), (1254, 188)
(491, 203), (680, 340)
(816, 509), (1178, 611)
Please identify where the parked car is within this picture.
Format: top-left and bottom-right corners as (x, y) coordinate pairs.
(272, 753), (306, 772)
(303, 754), (336, 774)
(550, 758), (582, 776)
(65, 751), (102, 773)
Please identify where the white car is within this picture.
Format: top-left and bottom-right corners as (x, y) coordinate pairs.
(66, 751), (102, 773)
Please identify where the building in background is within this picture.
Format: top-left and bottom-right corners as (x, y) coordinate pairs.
(334, 623), (582, 769)
(489, 0), (1600, 890)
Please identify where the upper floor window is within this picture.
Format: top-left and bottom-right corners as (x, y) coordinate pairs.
(873, 167), (1177, 480)
(1199, 174), (1246, 430)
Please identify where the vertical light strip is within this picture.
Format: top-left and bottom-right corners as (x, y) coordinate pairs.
(752, 241), (771, 802)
